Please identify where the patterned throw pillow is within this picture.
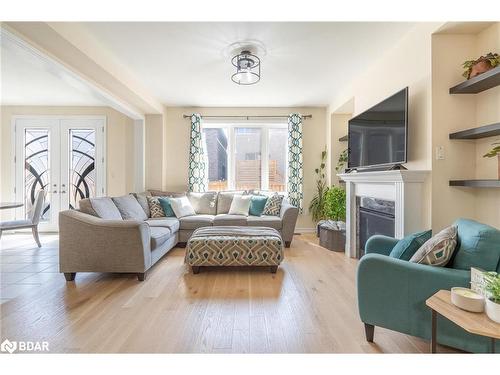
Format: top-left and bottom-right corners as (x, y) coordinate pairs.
(262, 194), (284, 217)
(409, 225), (458, 267)
(147, 196), (165, 218)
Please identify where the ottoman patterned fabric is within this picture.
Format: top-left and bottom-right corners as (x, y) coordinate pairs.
(185, 226), (284, 267)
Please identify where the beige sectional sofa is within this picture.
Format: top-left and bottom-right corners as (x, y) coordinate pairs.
(59, 190), (299, 281)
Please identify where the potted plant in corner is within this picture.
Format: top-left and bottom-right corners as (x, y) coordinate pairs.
(336, 149), (348, 174)
(483, 141), (500, 180)
(319, 186), (347, 252)
(484, 272), (500, 323)
(309, 148), (328, 236)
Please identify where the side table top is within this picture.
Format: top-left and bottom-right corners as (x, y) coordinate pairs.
(426, 290), (500, 340)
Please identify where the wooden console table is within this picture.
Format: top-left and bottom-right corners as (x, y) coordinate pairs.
(426, 290), (499, 353)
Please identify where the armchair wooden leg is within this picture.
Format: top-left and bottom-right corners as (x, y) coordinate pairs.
(364, 323), (375, 342)
(137, 272), (147, 281)
(32, 226), (41, 248)
(192, 266), (200, 274)
(64, 272), (76, 281)
(270, 266), (278, 273)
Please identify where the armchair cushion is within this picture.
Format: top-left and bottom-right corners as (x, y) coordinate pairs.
(389, 230), (432, 261)
(451, 218), (500, 272)
(409, 225), (457, 266)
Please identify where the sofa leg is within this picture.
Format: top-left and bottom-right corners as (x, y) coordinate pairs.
(192, 266), (200, 274)
(270, 266), (278, 273)
(364, 323), (375, 342)
(137, 272), (147, 281)
(285, 241), (291, 248)
(64, 272), (76, 281)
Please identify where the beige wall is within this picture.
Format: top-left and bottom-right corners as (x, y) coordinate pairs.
(1, 106), (136, 218)
(328, 23), (440, 229)
(432, 23), (500, 230)
(144, 113), (168, 191)
(164, 106), (327, 230)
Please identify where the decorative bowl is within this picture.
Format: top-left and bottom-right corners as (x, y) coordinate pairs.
(451, 287), (484, 313)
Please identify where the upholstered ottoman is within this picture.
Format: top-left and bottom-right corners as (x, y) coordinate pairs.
(185, 226), (284, 274)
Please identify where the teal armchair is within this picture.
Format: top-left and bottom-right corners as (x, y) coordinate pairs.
(357, 219), (500, 353)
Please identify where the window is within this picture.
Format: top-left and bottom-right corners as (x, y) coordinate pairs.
(202, 123), (288, 192)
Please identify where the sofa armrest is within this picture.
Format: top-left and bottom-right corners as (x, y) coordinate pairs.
(364, 235), (399, 256)
(59, 210), (152, 273)
(280, 200), (299, 246)
(357, 253), (470, 334)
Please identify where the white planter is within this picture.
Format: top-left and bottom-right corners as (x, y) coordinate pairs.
(485, 298), (500, 324)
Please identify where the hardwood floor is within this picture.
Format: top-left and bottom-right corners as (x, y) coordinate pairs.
(0, 232), (456, 353)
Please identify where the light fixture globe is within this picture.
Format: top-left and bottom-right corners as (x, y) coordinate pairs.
(231, 50), (261, 85)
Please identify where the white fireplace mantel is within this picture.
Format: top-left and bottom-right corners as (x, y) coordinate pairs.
(338, 170), (430, 258)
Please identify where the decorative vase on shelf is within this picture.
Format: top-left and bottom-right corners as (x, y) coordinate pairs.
(485, 298), (500, 324)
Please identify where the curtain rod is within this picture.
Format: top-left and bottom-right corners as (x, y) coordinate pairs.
(182, 114), (312, 120)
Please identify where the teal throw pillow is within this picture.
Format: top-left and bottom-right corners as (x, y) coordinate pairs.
(389, 230), (432, 261)
(249, 195), (268, 216)
(158, 197), (175, 217)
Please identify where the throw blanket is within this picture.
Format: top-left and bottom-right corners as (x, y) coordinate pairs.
(190, 226), (281, 240)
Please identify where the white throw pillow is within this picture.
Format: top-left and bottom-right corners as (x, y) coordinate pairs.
(228, 194), (251, 216)
(169, 196), (196, 218)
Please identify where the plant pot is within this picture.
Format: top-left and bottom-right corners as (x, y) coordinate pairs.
(469, 59), (493, 79)
(485, 298), (500, 324)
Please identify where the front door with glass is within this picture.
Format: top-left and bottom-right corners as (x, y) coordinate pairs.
(14, 117), (106, 231)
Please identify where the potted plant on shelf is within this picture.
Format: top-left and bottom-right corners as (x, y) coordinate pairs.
(319, 186), (347, 252)
(462, 52), (500, 79)
(483, 271), (500, 323)
(309, 148), (328, 236)
(483, 141), (500, 179)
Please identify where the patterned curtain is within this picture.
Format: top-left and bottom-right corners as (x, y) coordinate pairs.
(188, 114), (208, 192)
(287, 113), (304, 212)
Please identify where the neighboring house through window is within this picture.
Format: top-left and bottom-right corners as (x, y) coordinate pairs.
(202, 122), (287, 192)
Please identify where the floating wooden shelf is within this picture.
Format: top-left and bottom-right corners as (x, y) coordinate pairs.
(449, 179), (500, 188)
(339, 135), (348, 142)
(449, 66), (500, 94)
(449, 122), (500, 139)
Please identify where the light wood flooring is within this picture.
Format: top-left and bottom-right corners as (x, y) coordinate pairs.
(0, 232), (457, 353)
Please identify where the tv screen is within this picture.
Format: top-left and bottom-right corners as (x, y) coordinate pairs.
(348, 87), (408, 169)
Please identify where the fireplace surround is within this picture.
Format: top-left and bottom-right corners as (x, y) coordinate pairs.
(338, 170), (429, 258)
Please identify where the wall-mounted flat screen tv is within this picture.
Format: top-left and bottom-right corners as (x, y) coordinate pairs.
(348, 87), (408, 169)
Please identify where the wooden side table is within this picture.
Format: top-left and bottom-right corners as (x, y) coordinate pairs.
(426, 290), (500, 353)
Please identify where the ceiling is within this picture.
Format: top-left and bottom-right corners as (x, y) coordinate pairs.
(79, 22), (416, 107)
(1, 31), (108, 106)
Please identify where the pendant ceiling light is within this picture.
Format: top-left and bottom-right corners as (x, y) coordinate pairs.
(231, 50), (261, 85)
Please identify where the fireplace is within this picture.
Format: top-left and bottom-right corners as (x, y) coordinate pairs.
(356, 197), (395, 258)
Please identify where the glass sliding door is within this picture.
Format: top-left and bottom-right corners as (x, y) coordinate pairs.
(234, 127), (261, 191)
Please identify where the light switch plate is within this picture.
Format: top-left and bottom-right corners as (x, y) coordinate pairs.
(435, 146), (445, 160)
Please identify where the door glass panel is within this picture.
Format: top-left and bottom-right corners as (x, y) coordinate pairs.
(203, 128), (229, 191)
(69, 129), (96, 209)
(268, 128), (287, 192)
(235, 128), (261, 190)
(24, 129), (50, 221)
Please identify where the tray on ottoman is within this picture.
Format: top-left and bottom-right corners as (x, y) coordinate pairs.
(185, 226), (284, 274)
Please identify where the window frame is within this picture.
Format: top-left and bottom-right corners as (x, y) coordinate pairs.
(202, 121), (288, 192)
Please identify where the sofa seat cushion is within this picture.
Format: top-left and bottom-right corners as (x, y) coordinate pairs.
(452, 218), (500, 272)
(247, 215), (282, 230)
(213, 214), (248, 226)
(146, 218), (180, 233)
(150, 227), (172, 249)
(179, 215), (215, 230)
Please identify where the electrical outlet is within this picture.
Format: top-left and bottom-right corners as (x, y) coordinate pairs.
(435, 146), (445, 160)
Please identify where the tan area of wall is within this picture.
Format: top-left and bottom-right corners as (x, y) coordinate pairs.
(144, 113), (167, 191)
(164, 106), (327, 230)
(1, 106), (136, 219)
(432, 23), (500, 230)
(328, 23), (440, 229)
